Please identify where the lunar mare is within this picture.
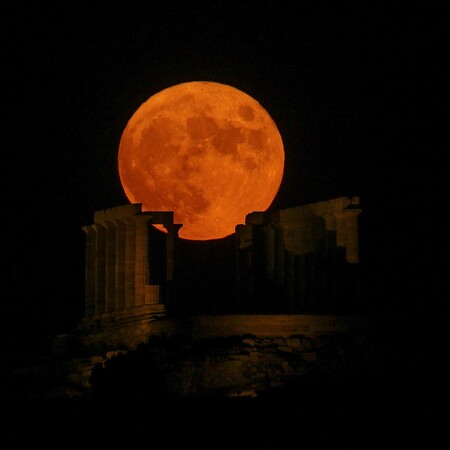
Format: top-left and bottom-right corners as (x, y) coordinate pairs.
(118, 81), (284, 240)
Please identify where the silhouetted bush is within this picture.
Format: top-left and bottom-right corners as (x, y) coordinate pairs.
(89, 346), (164, 401)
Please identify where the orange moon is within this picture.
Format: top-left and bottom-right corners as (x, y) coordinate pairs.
(118, 81), (284, 240)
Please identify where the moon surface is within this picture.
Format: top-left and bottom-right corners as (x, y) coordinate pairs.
(118, 81), (284, 240)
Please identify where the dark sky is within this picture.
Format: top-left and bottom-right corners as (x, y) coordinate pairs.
(2, 1), (448, 356)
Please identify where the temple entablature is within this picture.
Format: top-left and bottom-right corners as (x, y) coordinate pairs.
(93, 203), (175, 227)
(240, 196), (361, 262)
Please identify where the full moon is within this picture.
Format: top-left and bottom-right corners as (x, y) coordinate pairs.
(118, 81), (284, 240)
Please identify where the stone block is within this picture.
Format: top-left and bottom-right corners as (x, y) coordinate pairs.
(249, 352), (261, 362)
(105, 349), (127, 359)
(278, 345), (293, 353)
(281, 361), (293, 375)
(286, 337), (302, 348)
(90, 355), (105, 364)
(302, 352), (317, 362)
(231, 354), (250, 361)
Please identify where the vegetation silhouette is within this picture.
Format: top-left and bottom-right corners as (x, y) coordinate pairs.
(89, 343), (165, 401)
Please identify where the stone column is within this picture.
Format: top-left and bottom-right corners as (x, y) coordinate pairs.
(163, 222), (182, 305)
(344, 207), (362, 264)
(123, 218), (136, 309)
(82, 225), (96, 317)
(92, 223), (106, 315)
(323, 212), (336, 232)
(113, 219), (125, 311)
(104, 221), (116, 313)
(322, 212), (337, 250)
(133, 216), (151, 307)
(163, 223), (182, 283)
(334, 211), (347, 248)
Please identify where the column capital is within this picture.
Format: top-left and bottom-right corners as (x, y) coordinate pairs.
(102, 220), (116, 228)
(112, 218), (125, 228)
(92, 223), (106, 232)
(163, 223), (183, 237)
(121, 217), (137, 225)
(333, 211), (346, 220)
(82, 225), (96, 234)
(343, 207), (362, 218)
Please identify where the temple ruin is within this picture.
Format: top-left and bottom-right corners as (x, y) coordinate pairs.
(236, 195), (362, 312)
(51, 195), (372, 397)
(68, 196), (362, 352)
(76, 204), (181, 348)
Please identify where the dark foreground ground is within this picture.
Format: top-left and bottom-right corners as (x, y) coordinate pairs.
(1, 314), (448, 448)
(2, 378), (446, 449)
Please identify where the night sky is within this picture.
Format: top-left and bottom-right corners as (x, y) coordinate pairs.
(3, 1), (448, 358)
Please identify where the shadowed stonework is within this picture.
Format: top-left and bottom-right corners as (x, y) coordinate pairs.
(78, 195), (361, 321)
(51, 196), (371, 398)
(235, 196), (361, 312)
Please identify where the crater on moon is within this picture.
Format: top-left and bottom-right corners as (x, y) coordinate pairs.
(118, 81), (284, 240)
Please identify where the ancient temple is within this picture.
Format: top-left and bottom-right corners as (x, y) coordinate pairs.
(70, 195), (361, 354)
(235, 196), (362, 312)
(76, 204), (182, 349)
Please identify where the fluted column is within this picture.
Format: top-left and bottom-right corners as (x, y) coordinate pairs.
(334, 211), (347, 248)
(104, 221), (116, 313)
(133, 216), (151, 307)
(322, 212), (337, 250)
(323, 212), (336, 232)
(113, 219), (125, 311)
(92, 223), (106, 315)
(123, 218), (136, 309)
(82, 225), (96, 317)
(344, 207), (362, 263)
